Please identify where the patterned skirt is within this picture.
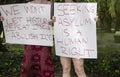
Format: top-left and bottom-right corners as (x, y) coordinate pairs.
(20, 45), (54, 77)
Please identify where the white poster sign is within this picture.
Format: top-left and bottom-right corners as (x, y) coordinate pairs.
(54, 3), (97, 59)
(0, 4), (53, 46)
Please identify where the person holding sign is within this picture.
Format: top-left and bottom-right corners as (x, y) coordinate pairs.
(56, 0), (97, 77)
(58, 0), (87, 77)
(0, 0), (55, 77)
(19, 0), (55, 77)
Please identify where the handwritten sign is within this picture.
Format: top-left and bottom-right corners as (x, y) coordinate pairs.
(54, 3), (97, 59)
(0, 4), (53, 46)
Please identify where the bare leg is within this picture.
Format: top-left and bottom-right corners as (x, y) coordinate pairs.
(72, 58), (86, 77)
(60, 56), (71, 77)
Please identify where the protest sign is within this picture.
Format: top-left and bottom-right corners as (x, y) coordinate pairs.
(0, 4), (53, 46)
(54, 3), (97, 59)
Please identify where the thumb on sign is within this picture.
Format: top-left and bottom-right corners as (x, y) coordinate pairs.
(48, 16), (56, 25)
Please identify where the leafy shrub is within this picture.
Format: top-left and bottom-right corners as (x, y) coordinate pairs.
(0, 51), (23, 77)
(53, 47), (120, 77)
(0, 47), (120, 77)
(85, 48), (120, 77)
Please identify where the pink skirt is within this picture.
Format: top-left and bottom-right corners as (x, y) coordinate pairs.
(20, 45), (54, 77)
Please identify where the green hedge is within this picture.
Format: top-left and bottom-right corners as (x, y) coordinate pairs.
(85, 48), (120, 77)
(0, 47), (120, 77)
(53, 47), (120, 77)
(0, 51), (23, 77)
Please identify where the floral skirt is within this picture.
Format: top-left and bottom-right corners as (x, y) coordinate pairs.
(20, 45), (54, 77)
